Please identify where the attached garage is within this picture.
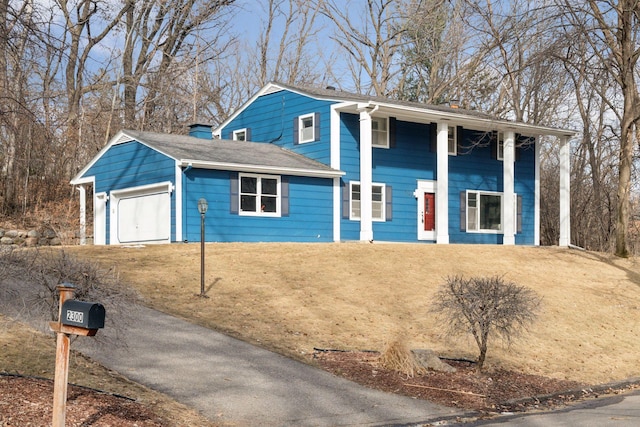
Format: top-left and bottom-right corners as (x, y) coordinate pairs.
(110, 182), (172, 244)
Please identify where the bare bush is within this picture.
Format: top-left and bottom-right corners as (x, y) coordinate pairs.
(378, 337), (426, 378)
(0, 249), (140, 348)
(431, 275), (541, 372)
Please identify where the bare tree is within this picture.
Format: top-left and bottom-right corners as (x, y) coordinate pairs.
(321, 0), (405, 96)
(121, 0), (235, 131)
(559, 0), (640, 257)
(431, 275), (541, 372)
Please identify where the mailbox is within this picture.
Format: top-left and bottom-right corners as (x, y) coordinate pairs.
(60, 300), (105, 330)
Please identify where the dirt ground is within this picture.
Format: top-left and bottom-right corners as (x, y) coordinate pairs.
(3, 243), (640, 424)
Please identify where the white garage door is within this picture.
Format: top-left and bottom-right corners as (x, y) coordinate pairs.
(111, 183), (172, 244)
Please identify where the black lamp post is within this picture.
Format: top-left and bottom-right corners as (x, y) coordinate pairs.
(197, 198), (208, 297)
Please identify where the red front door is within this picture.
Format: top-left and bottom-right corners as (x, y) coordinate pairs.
(424, 193), (435, 231)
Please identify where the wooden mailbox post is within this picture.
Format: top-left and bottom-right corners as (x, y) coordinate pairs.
(49, 284), (105, 426)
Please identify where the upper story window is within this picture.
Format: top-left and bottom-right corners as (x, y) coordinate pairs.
(372, 117), (389, 148)
(233, 128), (247, 141)
(239, 173), (280, 216)
(448, 126), (457, 155)
(299, 113), (315, 143)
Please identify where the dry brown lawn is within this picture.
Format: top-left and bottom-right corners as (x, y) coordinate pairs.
(59, 242), (640, 386)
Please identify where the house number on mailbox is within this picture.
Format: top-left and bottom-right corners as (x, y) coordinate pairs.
(66, 310), (83, 324)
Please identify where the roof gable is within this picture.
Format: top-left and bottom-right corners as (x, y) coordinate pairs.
(71, 129), (342, 185)
(216, 82), (577, 139)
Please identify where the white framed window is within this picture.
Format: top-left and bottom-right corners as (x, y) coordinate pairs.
(350, 182), (385, 221)
(239, 173), (281, 216)
(299, 113), (315, 143)
(372, 117), (389, 148)
(467, 190), (503, 232)
(448, 126), (457, 155)
(233, 128), (247, 141)
(497, 132), (504, 160)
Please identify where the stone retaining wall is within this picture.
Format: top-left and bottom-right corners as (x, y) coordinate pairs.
(0, 228), (62, 247)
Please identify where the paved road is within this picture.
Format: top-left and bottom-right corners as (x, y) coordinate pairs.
(76, 305), (468, 426)
(459, 388), (640, 427)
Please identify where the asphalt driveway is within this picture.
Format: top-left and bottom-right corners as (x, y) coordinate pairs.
(76, 305), (468, 426)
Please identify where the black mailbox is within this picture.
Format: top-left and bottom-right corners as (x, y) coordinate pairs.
(61, 300), (106, 330)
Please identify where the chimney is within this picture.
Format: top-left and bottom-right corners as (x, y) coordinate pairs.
(449, 99), (460, 109)
(188, 123), (213, 140)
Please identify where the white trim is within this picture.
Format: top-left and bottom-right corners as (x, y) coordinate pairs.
(94, 192), (107, 245)
(349, 181), (386, 222)
(237, 173), (281, 217)
(110, 181), (173, 245)
(371, 116), (389, 148)
(78, 186), (87, 245)
(358, 105), (375, 241)
(330, 103), (352, 242)
(502, 131), (516, 245)
(232, 128), (248, 141)
(298, 113), (315, 143)
(178, 159), (344, 178)
(416, 180), (437, 241)
(436, 122), (449, 244)
(175, 162), (183, 243)
(559, 136), (571, 247)
(466, 190), (504, 233)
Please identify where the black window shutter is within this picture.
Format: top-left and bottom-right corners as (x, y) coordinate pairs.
(314, 112), (321, 141)
(230, 173), (239, 214)
(389, 117), (397, 148)
(385, 186), (393, 221)
(246, 127), (252, 141)
(281, 177), (289, 216)
(460, 191), (467, 231)
(293, 116), (299, 145)
(515, 133), (521, 161)
(342, 181), (350, 219)
(456, 125), (464, 154)
(491, 131), (498, 159)
(430, 123), (437, 152)
(517, 195), (523, 233)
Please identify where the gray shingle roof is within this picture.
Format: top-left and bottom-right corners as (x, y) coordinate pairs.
(122, 129), (342, 177)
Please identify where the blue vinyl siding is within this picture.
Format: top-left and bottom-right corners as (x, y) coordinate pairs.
(82, 141), (177, 244)
(182, 169), (333, 242)
(448, 130), (536, 244)
(339, 114), (438, 242)
(222, 90), (334, 165)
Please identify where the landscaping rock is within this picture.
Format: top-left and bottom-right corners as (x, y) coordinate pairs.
(412, 349), (457, 373)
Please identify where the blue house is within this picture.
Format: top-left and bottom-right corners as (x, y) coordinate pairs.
(71, 82), (575, 245)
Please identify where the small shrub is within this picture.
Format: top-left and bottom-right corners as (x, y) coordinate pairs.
(431, 275), (541, 372)
(379, 338), (426, 377)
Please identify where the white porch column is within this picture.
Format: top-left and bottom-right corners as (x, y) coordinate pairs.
(358, 104), (375, 241)
(77, 186), (87, 245)
(559, 136), (571, 247)
(436, 122), (449, 244)
(502, 131), (516, 245)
